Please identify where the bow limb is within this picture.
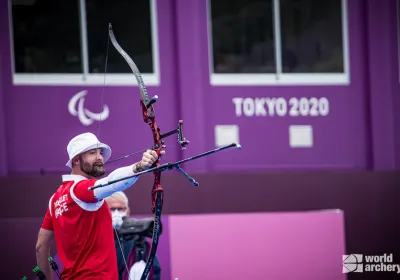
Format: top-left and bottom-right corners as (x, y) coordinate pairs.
(108, 24), (152, 110)
(108, 23), (163, 174)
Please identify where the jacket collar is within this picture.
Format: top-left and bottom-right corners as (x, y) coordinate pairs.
(62, 174), (88, 182)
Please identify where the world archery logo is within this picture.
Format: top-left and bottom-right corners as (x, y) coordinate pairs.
(68, 90), (109, 126)
(343, 254), (363, 273)
(343, 253), (400, 274)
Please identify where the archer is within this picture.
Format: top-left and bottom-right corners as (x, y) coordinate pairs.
(35, 132), (164, 280)
(34, 22), (240, 280)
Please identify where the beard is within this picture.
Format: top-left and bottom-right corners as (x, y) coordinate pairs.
(79, 156), (105, 178)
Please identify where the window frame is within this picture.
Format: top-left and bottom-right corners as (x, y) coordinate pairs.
(397, 0), (400, 83)
(206, 0), (351, 86)
(7, 0), (160, 86)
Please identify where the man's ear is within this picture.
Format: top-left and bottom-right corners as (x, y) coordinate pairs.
(72, 156), (80, 167)
(126, 207), (131, 216)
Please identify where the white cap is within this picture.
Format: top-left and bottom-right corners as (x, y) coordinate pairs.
(65, 132), (112, 168)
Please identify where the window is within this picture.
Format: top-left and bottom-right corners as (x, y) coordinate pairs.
(208, 0), (349, 85)
(11, 0), (82, 74)
(9, 0), (159, 85)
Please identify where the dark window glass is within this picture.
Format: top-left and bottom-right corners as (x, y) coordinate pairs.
(280, 0), (344, 73)
(11, 0), (82, 73)
(86, 0), (154, 74)
(210, 0), (275, 73)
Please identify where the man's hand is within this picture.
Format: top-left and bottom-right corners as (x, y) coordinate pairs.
(35, 228), (53, 280)
(140, 148), (166, 170)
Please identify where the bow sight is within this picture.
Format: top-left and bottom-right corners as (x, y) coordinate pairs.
(144, 95), (189, 149)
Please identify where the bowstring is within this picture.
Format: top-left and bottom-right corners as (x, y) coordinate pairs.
(97, 26), (110, 141)
(114, 228), (132, 280)
(100, 25), (132, 280)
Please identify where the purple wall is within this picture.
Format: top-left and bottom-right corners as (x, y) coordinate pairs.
(391, 0), (400, 168)
(178, 0), (370, 171)
(0, 0), (399, 175)
(367, 0), (400, 170)
(179, 0), (399, 171)
(0, 0), (183, 174)
(0, 44), (7, 176)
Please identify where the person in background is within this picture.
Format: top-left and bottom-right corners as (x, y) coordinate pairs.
(106, 191), (161, 280)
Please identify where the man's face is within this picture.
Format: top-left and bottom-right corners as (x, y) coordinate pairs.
(77, 148), (105, 178)
(106, 196), (128, 214)
(106, 196), (130, 229)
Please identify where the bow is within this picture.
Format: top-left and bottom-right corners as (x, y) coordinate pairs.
(93, 23), (241, 280)
(107, 22), (180, 280)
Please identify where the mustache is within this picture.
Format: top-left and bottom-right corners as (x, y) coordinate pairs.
(93, 162), (104, 167)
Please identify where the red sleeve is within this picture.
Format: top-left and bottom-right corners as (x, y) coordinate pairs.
(41, 208), (53, 231)
(73, 179), (100, 203)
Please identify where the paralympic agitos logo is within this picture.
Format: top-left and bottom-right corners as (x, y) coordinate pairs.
(68, 90), (110, 126)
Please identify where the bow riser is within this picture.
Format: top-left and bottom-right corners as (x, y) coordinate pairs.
(140, 99), (164, 213)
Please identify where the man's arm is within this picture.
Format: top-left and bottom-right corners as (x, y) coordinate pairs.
(73, 163), (142, 204)
(93, 163), (141, 200)
(74, 149), (162, 203)
(35, 228), (53, 280)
